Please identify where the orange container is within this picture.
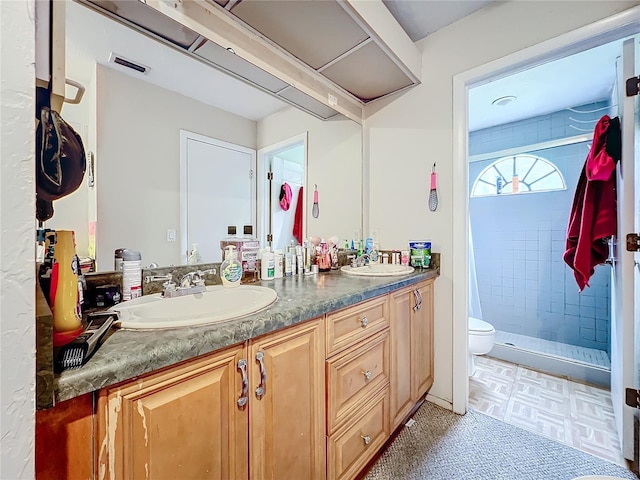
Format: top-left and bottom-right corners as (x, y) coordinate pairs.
(47, 230), (82, 345)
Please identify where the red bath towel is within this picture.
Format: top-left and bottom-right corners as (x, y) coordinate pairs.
(293, 186), (303, 244)
(563, 115), (620, 291)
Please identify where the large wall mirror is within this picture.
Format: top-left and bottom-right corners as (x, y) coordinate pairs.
(50, 1), (363, 272)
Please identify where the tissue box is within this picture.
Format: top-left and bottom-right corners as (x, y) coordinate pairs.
(409, 241), (431, 268)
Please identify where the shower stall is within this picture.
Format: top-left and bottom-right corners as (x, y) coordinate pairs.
(468, 101), (614, 387)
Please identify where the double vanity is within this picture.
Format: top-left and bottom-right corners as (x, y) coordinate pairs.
(37, 264), (438, 480)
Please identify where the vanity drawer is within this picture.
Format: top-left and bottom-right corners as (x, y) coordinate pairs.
(327, 330), (389, 434)
(327, 386), (389, 480)
(326, 295), (389, 355)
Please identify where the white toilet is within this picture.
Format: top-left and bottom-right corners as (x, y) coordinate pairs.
(468, 317), (495, 376)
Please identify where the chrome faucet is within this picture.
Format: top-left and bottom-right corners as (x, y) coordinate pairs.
(157, 269), (216, 298)
(349, 253), (369, 268)
(179, 269), (216, 288)
(145, 269), (216, 298)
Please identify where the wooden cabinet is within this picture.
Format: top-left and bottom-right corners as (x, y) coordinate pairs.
(389, 279), (434, 430)
(325, 297), (391, 480)
(97, 344), (248, 480)
(249, 317), (326, 480)
(97, 317), (325, 480)
(47, 278), (436, 480)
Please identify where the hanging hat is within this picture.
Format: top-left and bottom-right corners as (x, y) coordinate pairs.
(279, 182), (292, 211)
(35, 89), (86, 222)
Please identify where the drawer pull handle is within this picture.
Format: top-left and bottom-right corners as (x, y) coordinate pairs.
(255, 351), (267, 399)
(360, 317), (369, 328)
(416, 289), (423, 310)
(237, 359), (249, 408)
(412, 290), (420, 312)
(361, 370), (372, 381)
(361, 434), (371, 445)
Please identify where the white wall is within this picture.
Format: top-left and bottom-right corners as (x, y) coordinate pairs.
(96, 66), (257, 270)
(0, 1), (36, 478)
(365, 0), (640, 407)
(258, 108), (363, 244)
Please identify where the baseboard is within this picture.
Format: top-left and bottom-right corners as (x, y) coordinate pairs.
(425, 393), (453, 411)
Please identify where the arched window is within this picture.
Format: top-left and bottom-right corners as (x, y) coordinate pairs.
(471, 154), (566, 197)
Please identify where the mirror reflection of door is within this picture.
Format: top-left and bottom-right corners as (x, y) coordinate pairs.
(258, 133), (307, 250)
(180, 130), (256, 263)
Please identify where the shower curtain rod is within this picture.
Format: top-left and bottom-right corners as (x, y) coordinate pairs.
(468, 133), (592, 163)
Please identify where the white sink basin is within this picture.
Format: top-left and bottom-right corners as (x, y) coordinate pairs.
(110, 285), (277, 329)
(340, 264), (414, 277)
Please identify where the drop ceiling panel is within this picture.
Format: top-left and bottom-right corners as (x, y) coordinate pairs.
(321, 41), (414, 101)
(88, 0), (200, 48)
(229, 0), (370, 70)
(193, 40), (290, 93)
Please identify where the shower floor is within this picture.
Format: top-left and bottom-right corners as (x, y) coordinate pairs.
(495, 330), (611, 368)
(491, 330), (611, 387)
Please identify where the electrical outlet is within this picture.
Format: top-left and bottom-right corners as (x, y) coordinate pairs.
(328, 93), (338, 106)
(166, 229), (176, 242)
(370, 229), (380, 245)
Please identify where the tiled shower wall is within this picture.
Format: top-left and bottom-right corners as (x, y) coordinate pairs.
(469, 101), (611, 355)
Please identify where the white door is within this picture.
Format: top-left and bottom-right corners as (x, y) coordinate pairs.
(257, 133), (307, 249)
(612, 36), (639, 462)
(180, 131), (256, 263)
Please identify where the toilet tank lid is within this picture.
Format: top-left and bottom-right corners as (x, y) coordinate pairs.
(469, 317), (494, 333)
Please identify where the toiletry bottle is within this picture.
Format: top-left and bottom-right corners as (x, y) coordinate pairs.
(187, 243), (202, 265)
(261, 247), (275, 280)
(284, 249), (293, 277)
(296, 245), (304, 275)
(220, 246), (242, 288)
(122, 249), (142, 300)
(365, 237), (374, 255)
(274, 249), (284, 278)
(240, 225), (260, 284)
(370, 244), (380, 264)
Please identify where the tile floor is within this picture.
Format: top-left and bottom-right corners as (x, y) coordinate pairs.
(469, 355), (625, 466)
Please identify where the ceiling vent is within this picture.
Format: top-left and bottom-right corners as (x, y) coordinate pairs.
(108, 53), (150, 74)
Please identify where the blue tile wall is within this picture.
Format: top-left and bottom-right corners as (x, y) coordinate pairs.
(469, 101), (611, 355)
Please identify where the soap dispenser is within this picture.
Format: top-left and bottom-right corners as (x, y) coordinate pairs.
(220, 245), (242, 288)
(188, 244), (202, 265)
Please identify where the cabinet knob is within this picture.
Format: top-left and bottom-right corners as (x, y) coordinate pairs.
(361, 370), (372, 381)
(360, 317), (368, 328)
(361, 434), (371, 445)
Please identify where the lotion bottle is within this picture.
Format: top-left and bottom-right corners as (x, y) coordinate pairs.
(220, 245), (242, 288)
(261, 247), (275, 280)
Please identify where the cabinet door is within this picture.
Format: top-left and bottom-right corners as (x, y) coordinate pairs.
(249, 318), (326, 480)
(389, 286), (414, 431)
(411, 280), (434, 401)
(97, 344), (248, 480)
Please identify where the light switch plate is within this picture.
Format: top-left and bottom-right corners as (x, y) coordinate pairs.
(166, 229), (177, 242)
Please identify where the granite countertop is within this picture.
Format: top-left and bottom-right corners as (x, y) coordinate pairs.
(54, 267), (438, 404)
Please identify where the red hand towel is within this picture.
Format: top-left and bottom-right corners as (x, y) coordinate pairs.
(293, 186), (303, 244)
(563, 115), (619, 291)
